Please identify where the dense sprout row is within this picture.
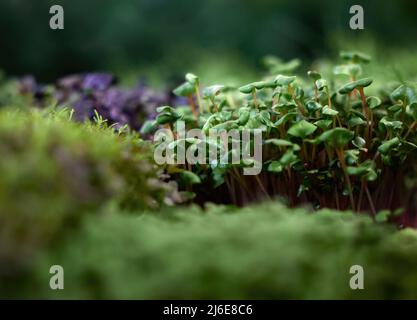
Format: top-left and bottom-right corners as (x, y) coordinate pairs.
(145, 52), (417, 226)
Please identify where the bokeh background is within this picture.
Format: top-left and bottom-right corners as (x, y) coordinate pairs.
(0, 0), (417, 83)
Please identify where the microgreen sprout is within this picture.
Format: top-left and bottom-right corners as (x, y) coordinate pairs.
(149, 51), (417, 223)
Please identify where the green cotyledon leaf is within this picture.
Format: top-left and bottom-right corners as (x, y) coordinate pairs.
(180, 170), (201, 185)
(340, 51), (371, 64)
(318, 128), (354, 148)
(378, 137), (400, 154)
(338, 78), (373, 95)
(287, 120), (317, 138)
(173, 82), (195, 97)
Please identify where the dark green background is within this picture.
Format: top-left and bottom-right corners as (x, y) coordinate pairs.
(0, 0), (416, 80)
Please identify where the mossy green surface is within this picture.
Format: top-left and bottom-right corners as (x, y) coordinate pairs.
(15, 202), (417, 299)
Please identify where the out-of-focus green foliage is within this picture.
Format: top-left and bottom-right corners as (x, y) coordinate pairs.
(0, 108), (172, 280)
(2, 0), (417, 81)
(13, 202), (417, 299)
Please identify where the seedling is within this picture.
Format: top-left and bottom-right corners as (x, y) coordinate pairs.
(148, 52), (417, 222)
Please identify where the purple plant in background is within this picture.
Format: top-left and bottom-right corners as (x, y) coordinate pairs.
(18, 72), (177, 131)
(81, 73), (115, 91)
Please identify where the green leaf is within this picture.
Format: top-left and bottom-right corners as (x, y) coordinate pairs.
(375, 210), (390, 223)
(211, 167), (226, 188)
(347, 160), (377, 180)
(140, 120), (157, 135)
(185, 73), (199, 84)
(346, 166), (369, 176)
(352, 136), (366, 149)
(265, 139), (300, 151)
(280, 150), (299, 166)
(272, 102), (297, 112)
(333, 64), (362, 78)
(156, 105), (180, 124)
(202, 85), (225, 99)
(322, 105), (339, 116)
(345, 149), (360, 165)
(237, 109), (250, 125)
(211, 120), (238, 131)
(393, 208), (405, 217)
(314, 119), (333, 129)
(367, 96), (382, 109)
(348, 117), (366, 127)
(180, 170), (201, 185)
(406, 104), (417, 120)
(274, 75), (296, 86)
(318, 128), (354, 148)
(219, 110), (232, 121)
(274, 112), (298, 126)
(338, 78), (373, 94)
(287, 120), (317, 138)
(307, 70), (321, 81)
(258, 110), (274, 126)
(238, 83), (255, 94)
(173, 82), (195, 96)
(252, 80), (276, 90)
(268, 161), (283, 173)
(294, 87), (304, 99)
(156, 114), (175, 125)
(364, 168), (378, 181)
(379, 117), (403, 131)
(378, 137), (400, 154)
(263, 56), (301, 74)
(306, 101), (322, 112)
(202, 114), (217, 134)
(315, 79), (328, 91)
(390, 84), (417, 105)
(340, 51), (371, 64)
(156, 105), (176, 113)
(272, 87), (283, 98)
(388, 104), (402, 112)
(244, 117), (264, 130)
(265, 139), (294, 147)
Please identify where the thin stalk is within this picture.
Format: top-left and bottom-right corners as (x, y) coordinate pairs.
(255, 175), (270, 199)
(194, 84), (204, 114)
(311, 144), (317, 162)
(289, 84), (307, 116)
(336, 148), (355, 211)
(226, 93), (236, 109)
(357, 180), (364, 213)
(334, 185), (340, 210)
(404, 120), (417, 140)
(302, 141), (308, 162)
(365, 184), (376, 217)
(325, 87), (332, 108)
(314, 84), (319, 102)
(187, 96), (198, 119)
(326, 87), (342, 127)
(210, 97), (218, 112)
(358, 87), (371, 146)
(252, 90), (258, 108)
(336, 115), (343, 127)
(224, 175), (236, 205)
